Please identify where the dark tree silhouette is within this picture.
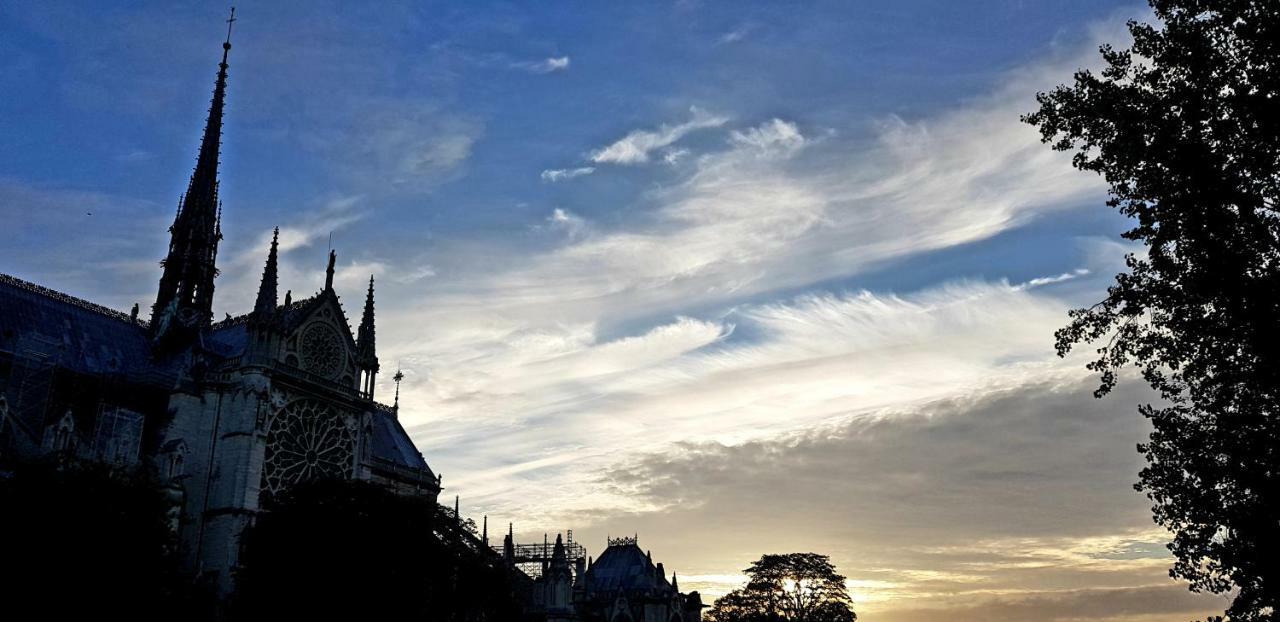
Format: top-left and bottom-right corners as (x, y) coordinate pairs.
(706, 553), (856, 622)
(232, 479), (520, 622)
(0, 459), (204, 621)
(1024, 2), (1279, 619)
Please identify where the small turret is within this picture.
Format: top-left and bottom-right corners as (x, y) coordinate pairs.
(356, 275), (379, 398)
(247, 228), (283, 357)
(503, 523), (515, 564)
(252, 228), (280, 317)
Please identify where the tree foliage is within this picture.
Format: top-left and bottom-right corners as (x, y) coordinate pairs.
(1023, 1), (1279, 619)
(233, 479), (520, 621)
(707, 553), (856, 622)
(0, 459), (204, 621)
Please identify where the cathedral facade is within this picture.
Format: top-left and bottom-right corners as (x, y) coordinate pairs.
(0, 22), (439, 595)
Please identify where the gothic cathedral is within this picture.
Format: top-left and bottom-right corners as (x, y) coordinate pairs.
(0, 19), (440, 596)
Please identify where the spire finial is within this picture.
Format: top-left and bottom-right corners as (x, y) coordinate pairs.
(224, 7), (237, 50)
(393, 368), (404, 410)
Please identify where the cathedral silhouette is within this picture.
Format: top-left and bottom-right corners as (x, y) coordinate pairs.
(0, 13), (704, 621)
(0, 11), (438, 595)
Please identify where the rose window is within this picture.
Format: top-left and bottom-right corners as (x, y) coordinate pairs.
(261, 399), (355, 497)
(299, 322), (343, 379)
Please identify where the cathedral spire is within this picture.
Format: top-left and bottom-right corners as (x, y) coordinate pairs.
(253, 228), (279, 316)
(357, 275), (380, 398)
(357, 276), (377, 360)
(150, 9), (236, 347)
(185, 9), (233, 218)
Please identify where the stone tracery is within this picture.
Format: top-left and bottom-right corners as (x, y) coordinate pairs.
(261, 399), (355, 496)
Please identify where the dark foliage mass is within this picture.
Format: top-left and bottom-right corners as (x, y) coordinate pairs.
(232, 478), (520, 622)
(1024, 1), (1279, 619)
(0, 459), (204, 621)
(707, 553), (856, 622)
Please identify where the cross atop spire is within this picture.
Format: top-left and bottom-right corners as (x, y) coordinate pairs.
(393, 368), (404, 411)
(225, 7), (237, 48)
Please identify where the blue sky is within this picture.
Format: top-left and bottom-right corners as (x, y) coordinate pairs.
(0, 2), (1231, 620)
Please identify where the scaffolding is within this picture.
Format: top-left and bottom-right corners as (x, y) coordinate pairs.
(496, 530), (588, 579)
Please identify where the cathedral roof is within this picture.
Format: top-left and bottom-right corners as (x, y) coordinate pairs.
(367, 406), (431, 474)
(585, 541), (672, 594)
(207, 294), (324, 358)
(2, 275), (429, 477)
(0, 273), (183, 387)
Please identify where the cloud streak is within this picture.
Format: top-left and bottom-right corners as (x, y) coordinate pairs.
(590, 107), (729, 164)
(510, 55), (571, 74)
(541, 166), (596, 182)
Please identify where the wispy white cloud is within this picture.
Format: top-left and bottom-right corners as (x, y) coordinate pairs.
(590, 106), (729, 164)
(541, 56), (570, 72)
(373, 16), (1124, 544)
(718, 24), (755, 45)
(728, 118), (807, 157)
(662, 148), (690, 166)
(313, 103), (481, 195)
(544, 208), (587, 238)
(513, 56), (571, 74)
(1018, 268), (1090, 289)
(387, 278), (1090, 525)
(541, 166), (596, 182)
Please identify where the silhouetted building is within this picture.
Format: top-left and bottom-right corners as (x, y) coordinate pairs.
(0, 15), (439, 596)
(503, 532), (704, 622)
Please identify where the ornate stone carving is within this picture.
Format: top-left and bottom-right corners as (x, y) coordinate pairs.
(261, 399), (355, 497)
(298, 322), (344, 380)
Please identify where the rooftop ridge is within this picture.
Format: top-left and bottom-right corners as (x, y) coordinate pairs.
(0, 272), (146, 327)
(211, 295), (319, 329)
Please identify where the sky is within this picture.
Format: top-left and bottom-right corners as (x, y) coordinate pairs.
(0, 2), (1233, 620)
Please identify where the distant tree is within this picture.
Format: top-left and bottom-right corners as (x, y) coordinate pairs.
(1023, 1), (1279, 620)
(232, 479), (520, 622)
(707, 553), (856, 622)
(0, 459), (203, 621)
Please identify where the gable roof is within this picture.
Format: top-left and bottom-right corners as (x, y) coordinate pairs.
(586, 542), (671, 593)
(0, 273), (183, 387)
